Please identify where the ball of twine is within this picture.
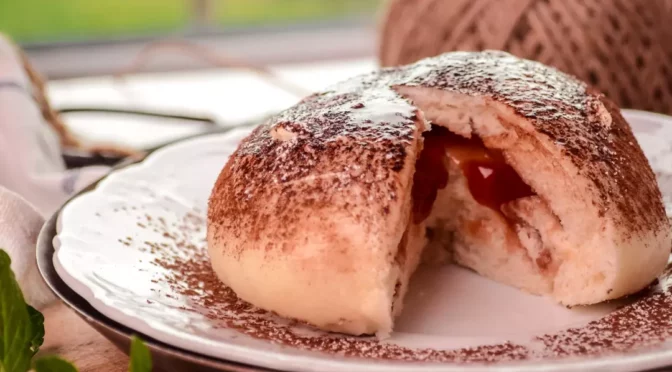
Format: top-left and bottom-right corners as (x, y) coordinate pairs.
(379, 0), (672, 115)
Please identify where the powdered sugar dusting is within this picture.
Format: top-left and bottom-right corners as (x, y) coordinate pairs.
(209, 79), (421, 254)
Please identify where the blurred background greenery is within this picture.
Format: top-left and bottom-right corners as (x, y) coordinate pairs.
(0, 0), (381, 44)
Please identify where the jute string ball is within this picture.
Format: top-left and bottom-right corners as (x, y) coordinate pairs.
(379, 0), (672, 115)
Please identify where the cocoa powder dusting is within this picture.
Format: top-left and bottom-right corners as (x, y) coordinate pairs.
(131, 209), (672, 364)
(538, 273), (672, 358)
(209, 51), (668, 262)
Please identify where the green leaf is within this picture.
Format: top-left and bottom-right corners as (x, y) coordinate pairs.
(129, 336), (152, 372)
(0, 249), (44, 372)
(33, 356), (78, 372)
(27, 306), (45, 354)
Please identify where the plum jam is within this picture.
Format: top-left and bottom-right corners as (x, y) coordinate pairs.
(411, 125), (534, 223)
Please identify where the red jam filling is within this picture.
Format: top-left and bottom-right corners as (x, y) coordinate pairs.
(411, 125), (534, 223)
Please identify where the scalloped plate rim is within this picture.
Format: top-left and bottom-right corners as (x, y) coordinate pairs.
(53, 110), (672, 372)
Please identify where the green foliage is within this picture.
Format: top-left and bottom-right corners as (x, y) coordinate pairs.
(0, 0), (380, 43)
(129, 336), (152, 372)
(0, 0), (188, 43)
(0, 246), (150, 372)
(33, 356), (78, 372)
(0, 250), (44, 372)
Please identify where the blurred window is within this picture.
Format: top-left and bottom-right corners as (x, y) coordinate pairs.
(0, 0), (380, 44)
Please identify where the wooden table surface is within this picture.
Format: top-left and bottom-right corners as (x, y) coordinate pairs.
(40, 302), (128, 371)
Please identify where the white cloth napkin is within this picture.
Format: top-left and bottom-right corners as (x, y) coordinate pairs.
(0, 35), (109, 309)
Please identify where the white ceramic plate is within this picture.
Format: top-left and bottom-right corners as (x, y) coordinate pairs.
(54, 110), (672, 372)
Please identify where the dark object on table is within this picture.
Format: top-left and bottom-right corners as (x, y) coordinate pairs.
(57, 107), (221, 169)
(14, 35), (278, 170)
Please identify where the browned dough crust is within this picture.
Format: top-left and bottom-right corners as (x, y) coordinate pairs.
(209, 51), (666, 251)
